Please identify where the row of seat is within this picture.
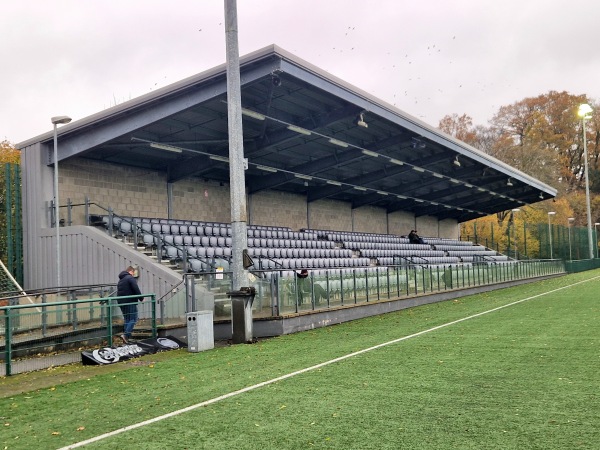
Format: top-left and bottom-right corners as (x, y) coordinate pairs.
(360, 249), (446, 258)
(248, 238), (335, 250)
(461, 255), (509, 262)
(257, 257), (371, 270)
(100, 214), (289, 231)
(423, 238), (475, 246)
(377, 255), (461, 265)
(434, 245), (489, 252)
(148, 234), (340, 251)
(446, 250), (498, 257)
(343, 241), (431, 251)
(248, 247), (353, 259)
(120, 220), (320, 241)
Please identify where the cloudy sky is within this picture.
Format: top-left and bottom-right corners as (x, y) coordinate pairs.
(2, 0), (599, 144)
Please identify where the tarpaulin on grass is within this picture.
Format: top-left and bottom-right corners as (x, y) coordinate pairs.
(81, 336), (186, 365)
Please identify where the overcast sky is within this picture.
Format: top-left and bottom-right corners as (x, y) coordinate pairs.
(2, 0), (599, 145)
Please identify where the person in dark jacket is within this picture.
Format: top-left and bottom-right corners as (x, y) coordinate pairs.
(116, 266), (143, 343)
(408, 230), (425, 245)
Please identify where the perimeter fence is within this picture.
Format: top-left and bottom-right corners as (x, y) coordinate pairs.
(2, 259), (565, 376)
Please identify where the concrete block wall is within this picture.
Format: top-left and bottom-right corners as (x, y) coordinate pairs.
(58, 157), (458, 237)
(308, 199), (352, 231)
(249, 190), (307, 229)
(387, 211), (416, 236)
(60, 158), (168, 224)
(439, 219), (459, 239)
(416, 216), (439, 239)
(171, 178), (231, 223)
(352, 206), (388, 234)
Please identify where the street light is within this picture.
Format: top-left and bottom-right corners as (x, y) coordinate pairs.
(548, 211), (556, 259)
(568, 217), (575, 260)
(578, 103), (594, 259)
(595, 222), (600, 259)
(51, 115), (72, 295)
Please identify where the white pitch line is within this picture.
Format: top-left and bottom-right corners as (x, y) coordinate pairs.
(58, 275), (599, 450)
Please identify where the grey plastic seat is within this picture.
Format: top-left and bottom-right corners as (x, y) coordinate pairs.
(189, 259), (207, 273)
(119, 221), (132, 235)
(143, 233), (155, 247)
(164, 246), (179, 260)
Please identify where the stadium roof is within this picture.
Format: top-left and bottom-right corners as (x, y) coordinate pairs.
(18, 44), (556, 222)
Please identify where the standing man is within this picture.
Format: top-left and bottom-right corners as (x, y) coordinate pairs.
(117, 266), (143, 344)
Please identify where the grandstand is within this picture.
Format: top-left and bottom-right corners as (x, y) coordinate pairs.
(11, 44), (559, 349)
(92, 212), (513, 274)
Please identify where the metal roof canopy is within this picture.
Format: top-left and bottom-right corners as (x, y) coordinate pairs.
(19, 44), (556, 223)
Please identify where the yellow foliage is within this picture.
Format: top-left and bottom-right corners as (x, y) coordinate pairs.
(460, 199), (575, 258)
(0, 140), (20, 164)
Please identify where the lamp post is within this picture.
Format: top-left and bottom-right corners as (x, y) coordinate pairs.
(595, 222), (600, 259)
(568, 217), (575, 260)
(51, 115), (72, 295)
(511, 208), (520, 259)
(578, 104), (594, 259)
(548, 211), (555, 259)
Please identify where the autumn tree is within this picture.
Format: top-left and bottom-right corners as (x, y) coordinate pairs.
(488, 91), (597, 194)
(0, 140), (20, 164)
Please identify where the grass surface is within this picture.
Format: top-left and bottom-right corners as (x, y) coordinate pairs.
(2, 271), (600, 449)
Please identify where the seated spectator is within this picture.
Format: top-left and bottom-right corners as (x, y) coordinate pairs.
(408, 230), (425, 245)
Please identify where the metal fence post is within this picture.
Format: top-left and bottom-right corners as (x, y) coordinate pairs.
(4, 309), (12, 376)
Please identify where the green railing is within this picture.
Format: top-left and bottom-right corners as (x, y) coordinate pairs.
(564, 258), (600, 273)
(164, 260), (565, 322)
(1, 294), (156, 376)
(275, 260), (565, 314)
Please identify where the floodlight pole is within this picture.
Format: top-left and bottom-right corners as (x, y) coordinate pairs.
(225, 0), (251, 342)
(51, 115), (71, 297)
(582, 116), (594, 259)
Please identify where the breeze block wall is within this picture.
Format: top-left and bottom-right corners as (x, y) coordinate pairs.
(171, 178), (231, 223)
(352, 206), (388, 234)
(60, 158), (168, 224)
(308, 199), (352, 232)
(249, 190), (307, 229)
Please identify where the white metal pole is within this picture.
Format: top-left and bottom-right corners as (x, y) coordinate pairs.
(582, 118), (595, 259)
(53, 123), (61, 294)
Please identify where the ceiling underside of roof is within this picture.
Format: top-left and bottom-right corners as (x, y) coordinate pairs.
(37, 47), (556, 223)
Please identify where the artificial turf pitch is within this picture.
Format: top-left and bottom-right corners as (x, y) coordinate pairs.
(1, 270), (599, 449)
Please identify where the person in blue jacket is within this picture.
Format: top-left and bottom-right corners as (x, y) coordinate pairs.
(116, 266), (143, 343)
